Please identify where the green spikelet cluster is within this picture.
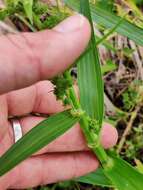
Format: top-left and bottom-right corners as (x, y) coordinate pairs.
(52, 74), (73, 105)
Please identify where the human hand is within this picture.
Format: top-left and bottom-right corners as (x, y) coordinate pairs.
(0, 15), (118, 189)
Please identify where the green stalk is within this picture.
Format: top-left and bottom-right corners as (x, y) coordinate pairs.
(80, 117), (108, 165)
(15, 13), (36, 32)
(64, 71), (108, 165)
(63, 71), (81, 110)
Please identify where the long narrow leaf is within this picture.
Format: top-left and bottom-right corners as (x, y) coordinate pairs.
(23, 0), (33, 24)
(104, 154), (143, 190)
(76, 168), (113, 187)
(65, 0), (143, 46)
(0, 110), (79, 176)
(77, 0), (104, 125)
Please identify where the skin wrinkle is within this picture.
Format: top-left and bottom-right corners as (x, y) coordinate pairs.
(8, 32), (34, 50)
(6, 93), (14, 116)
(3, 33), (39, 91)
(14, 48), (38, 90)
(36, 30), (84, 79)
(12, 165), (24, 188)
(40, 155), (47, 186)
(6, 85), (36, 116)
(71, 152), (79, 179)
(12, 160), (29, 188)
(23, 30), (60, 80)
(3, 35), (22, 50)
(39, 32), (64, 78)
(10, 165), (21, 189)
(42, 154), (55, 185)
(49, 153), (76, 183)
(33, 83), (45, 113)
(0, 95), (8, 140)
(0, 169), (13, 190)
(22, 159), (41, 188)
(29, 84), (38, 114)
(21, 33), (44, 82)
(0, 33), (40, 93)
(32, 81), (63, 114)
(0, 128), (13, 156)
(13, 61), (19, 94)
(0, 60), (16, 93)
(12, 158), (42, 189)
(30, 86), (37, 115)
(0, 135), (6, 156)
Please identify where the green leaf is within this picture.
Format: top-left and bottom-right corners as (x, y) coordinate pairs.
(75, 168), (113, 187)
(135, 159), (143, 174)
(101, 60), (117, 75)
(96, 15), (125, 46)
(0, 110), (79, 176)
(23, 0), (33, 24)
(0, 9), (8, 20)
(77, 0), (104, 125)
(5, 0), (20, 7)
(104, 154), (143, 190)
(95, 0), (114, 13)
(65, 0), (143, 46)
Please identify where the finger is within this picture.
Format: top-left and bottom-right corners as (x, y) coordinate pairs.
(0, 14), (91, 95)
(6, 81), (78, 116)
(101, 123), (118, 149)
(1, 152), (98, 189)
(8, 116), (118, 154)
(6, 81), (64, 116)
(0, 95), (9, 139)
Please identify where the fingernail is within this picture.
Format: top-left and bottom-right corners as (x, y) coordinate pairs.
(54, 14), (85, 33)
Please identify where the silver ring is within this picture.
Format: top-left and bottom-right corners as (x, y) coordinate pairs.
(10, 118), (23, 143)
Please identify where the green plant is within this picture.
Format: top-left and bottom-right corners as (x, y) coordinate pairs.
(0, 1), (143, 190)
(122, 83), (139, 111)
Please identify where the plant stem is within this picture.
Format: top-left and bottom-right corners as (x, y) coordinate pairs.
(117, 106), (140, 153)
(64, 71), (108, 166)
(63, 71), (80, 110)
(80, 116), (108, 165)
(56, 0), (61, 11)
(15, 13), (36, 32)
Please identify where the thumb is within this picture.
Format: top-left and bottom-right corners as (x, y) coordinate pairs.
(0, 14), (91, 95)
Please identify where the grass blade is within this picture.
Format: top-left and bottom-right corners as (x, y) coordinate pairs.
(65, 0), (143, 46)
(77, 0), (104, 125)
(104, 154), (143, 190)
(0, 110), (79, 176)
(75, 168), (113, 187)
(23, 0), (33, 24)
